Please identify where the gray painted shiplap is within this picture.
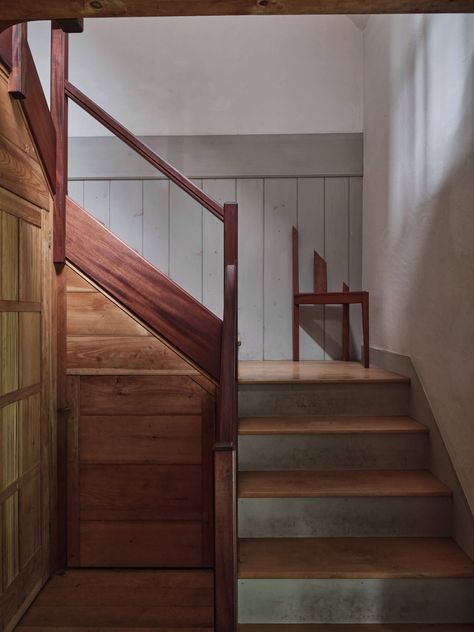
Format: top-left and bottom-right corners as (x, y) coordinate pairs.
(69, 175), (362, 361)
(67, 134), (362, 361)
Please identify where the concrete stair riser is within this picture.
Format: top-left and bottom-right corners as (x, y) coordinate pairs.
(238, 434), (428, 471)
(239, 383), (410, 418)
(238, 578), (474, 624)
(238, 496), (452, 538)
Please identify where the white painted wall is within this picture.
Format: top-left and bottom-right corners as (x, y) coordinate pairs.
(363, 14), (474, 510)
(28, 15), (363, 136)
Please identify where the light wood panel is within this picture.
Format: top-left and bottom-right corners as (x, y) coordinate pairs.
(238, 470), (451, 498)
(0, 210), (19, 300)
(238, 537), (474, 579)
(238, 360), (410, 384)
(143, 179), (169, 274)
(110, 180), (142, 253)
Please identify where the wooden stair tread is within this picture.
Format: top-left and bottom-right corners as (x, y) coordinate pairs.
(239, 416), (427, 435)
(238, 626), (474, 631)
(238, 537), (474, 579)
(238, 361), (409, 384)
(238, 470), (451, 498)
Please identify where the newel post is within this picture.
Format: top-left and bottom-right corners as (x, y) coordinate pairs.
(51, 23), (68, 263)
(215, 202), (238, 632)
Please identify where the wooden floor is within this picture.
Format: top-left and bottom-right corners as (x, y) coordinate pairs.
(16, 570), (214, 631)
(238, 361), (409, 384)
(238, 537), (474, 579)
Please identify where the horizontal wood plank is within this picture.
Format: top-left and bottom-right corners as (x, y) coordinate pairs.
(79, 521), (203, 567)
(0, 185), (42, 226)
(79, 375), (204, 416)
(79, 415), (202, 464)
(1, 0), (472, 20)
(80, 464), (202, 521)
(67, 336), (197, 372)
(65, 197), (221, 380)
(67, 292), (149, 336)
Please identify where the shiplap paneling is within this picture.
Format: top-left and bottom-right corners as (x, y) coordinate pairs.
(143, 180), (169, 275)
(324, 177), (349, 360)
(297, 178), (325, 361)
(110, 180), (142, 253)
(237, 179), (264, 361)
(169, 180), (203, 303)
(263, 179), (297, 360)
(202, 179), (235, 319)
(69, 176), (362, 361)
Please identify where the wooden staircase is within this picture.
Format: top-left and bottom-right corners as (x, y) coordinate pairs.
(236, 362), (474, 628)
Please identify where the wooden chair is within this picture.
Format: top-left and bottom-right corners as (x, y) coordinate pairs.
(292, 226), (370, 367)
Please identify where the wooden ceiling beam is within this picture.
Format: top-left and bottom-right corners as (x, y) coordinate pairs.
(0, 0), (473, 21)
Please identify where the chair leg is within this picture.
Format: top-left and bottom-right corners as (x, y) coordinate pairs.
(293, 303), (300, 361)
(342, 282), (350, 361)
(362, 292), (370, 368)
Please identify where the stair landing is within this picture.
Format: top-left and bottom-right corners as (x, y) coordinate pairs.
(238, 361), (409, 384)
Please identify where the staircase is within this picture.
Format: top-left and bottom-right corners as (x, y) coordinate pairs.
(237, 361), (474, 629)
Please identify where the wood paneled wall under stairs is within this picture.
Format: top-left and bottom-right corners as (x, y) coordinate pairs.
(65, 266), (216, 572)
(0, 66), (55, 632)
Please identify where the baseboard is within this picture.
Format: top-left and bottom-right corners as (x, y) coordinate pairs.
(370, 346), (474, 559)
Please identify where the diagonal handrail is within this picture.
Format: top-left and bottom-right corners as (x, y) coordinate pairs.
(64, 80), (224, 220)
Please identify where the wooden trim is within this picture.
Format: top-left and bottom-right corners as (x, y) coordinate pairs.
(65, 197), (222, 381)
(64, 80), (224, 220)
(0, 383), (41, 409)
(8, 23), (27, 97)
(0, 1), (472, 20)
(66, 376), (80, 566)
(201, 394), (215, 567)
(0, 185), (43, 225)
(51, 24), (68, 262)
(295, 291), (367, 305)
(0, 26), (12, 70)
(8, 27), (56, 193)
(55, 19), (84, 33)
(0, 301), (41, 311)
(0, 464), (40, 504)
(214, 447), (236, 632)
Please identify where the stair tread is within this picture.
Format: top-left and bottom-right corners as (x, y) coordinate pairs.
(238, 361), (409, 384)
(239, 416), (427, 435)
(238, 626), (474, 631)
(238, 470), (451, 498)
(238, 537), (474, 579)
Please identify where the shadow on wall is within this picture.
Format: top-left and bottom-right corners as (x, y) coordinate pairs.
(364, 14), (474, 511)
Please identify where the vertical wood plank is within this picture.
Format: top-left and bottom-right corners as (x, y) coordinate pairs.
(83, 180), (110, 227)
(20, 312), (41, 388)
(297, 178), (325, 360)
(237, 179), (264, 360)
(110, 180), (143, 254)
(349, 176), (363, 360)
(1, 402), (18, 491)
(169, 180), (203, 302)
(19, 393), (40, 475)
(19, 474), (40, 569)
(1, 211), (19, 301)
(67, 180), (84, 207)
(1, 312), (19, 395)
(143, 179), (169, 275)
(263, 179), (297, 359)
(202, 179), (235, 318)
(201, 394), (215, 567)
(3, 492), (19, 588)
(19, 220), (41, 303)
(324, 177), (349, 360)
(66, 376), (80, 567)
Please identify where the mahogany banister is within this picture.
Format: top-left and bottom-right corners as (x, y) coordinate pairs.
(8, 23), (27, 97)
(51, 24), (68, 262)
(64, 80), (224, 220)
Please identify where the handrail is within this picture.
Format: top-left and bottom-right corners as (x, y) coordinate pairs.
(64, 80), (224, 220)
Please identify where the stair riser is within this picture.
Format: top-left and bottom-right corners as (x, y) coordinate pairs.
(239, 384), (410, 418)
(238, 497), (452, 538)
(238, 578), (474, 624)
(238, 434), (428, 470)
